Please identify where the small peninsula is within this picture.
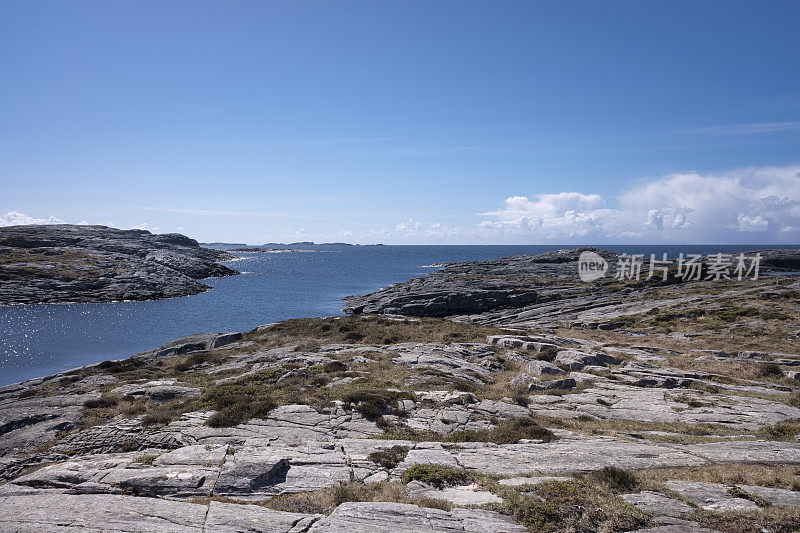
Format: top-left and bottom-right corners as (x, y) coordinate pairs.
(0, 224), (238, 305)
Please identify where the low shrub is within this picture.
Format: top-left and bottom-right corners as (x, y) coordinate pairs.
(536, 348), (559, 362)
(757, 421), (800, 441)
(200, 385), (276, 427)
(339, 388), (414, 420)
(448, 417), (555, 444)
(401, 464), (472, 488)
(759, 363), (784, 378)
(592, 466), (639, 492)
(84, 396), (119, 409)
(97, 358), (146, 374)
(367, 445), (410, 469)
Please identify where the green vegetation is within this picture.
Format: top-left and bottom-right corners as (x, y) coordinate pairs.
(83, 395), (120, 409)
(339, 388), (415, 420)
(401, 464), (472, 488)
(591, 466), (639, 492)
(494, 472), (649, 532)
(366, 446), (410, 469)
(97, 358), (147, 374)
(199, 385), (277, 427)
(756, 421), (800, 441)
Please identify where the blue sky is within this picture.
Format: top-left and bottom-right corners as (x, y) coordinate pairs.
(1, 0), (799, 244)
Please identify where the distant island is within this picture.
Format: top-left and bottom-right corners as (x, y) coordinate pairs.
(202, 241), (385, 250)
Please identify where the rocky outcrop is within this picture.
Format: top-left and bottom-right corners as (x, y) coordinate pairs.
(342, 248), (800, 327)
(4, 246), (800, 530)
(343, 248), (616, 317)
(0, 224), (237, 305)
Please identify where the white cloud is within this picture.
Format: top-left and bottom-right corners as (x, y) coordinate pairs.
(131, 222), (159, 231)
(479, 192), (618, 239)
(480, 165), (800, 243)
(0, 211), (66, 227)
(389, 218), (463, 238)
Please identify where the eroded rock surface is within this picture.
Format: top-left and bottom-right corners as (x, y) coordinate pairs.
(0, 224), (237, 304)
(4, 247), (800, 531)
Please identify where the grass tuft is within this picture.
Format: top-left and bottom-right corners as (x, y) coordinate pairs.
(401, 464), (472, 488)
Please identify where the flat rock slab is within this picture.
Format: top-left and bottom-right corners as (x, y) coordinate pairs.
(216, 443), (353, 498)
(685, 441), (800, 464)
(621, 491), (694, 516)
(452, 436), (706, 476)
(406, 481), (503, 506)
(388, 343), (491, 383)
(306, 501), (527, 532)
(664, 481), (761, 511)
(152, 444), (229, 466)
(526, 380), (800, 429)
(736, 484), (800, 507)
(0, 492), (209, 532)
(204, 501), (322, 532)
(499, 476), (572, 486)
(172, 404), (382, 446)
(634, 523), (722, 533)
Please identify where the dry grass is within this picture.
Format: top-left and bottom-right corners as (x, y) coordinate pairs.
(528, 413), (746, 440)
(246, 315), (505, 348)
(636, 464), (800, 491)
(366, 445), (410, 469)
(380, 416), (556, 444)
(263, 480), (453, 514)
(692, 508), (800, 533)
(0, 249), (111, 281)
(489, 469), (650, 532)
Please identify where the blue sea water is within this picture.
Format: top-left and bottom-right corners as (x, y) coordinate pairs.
(1, 244), (797, 386)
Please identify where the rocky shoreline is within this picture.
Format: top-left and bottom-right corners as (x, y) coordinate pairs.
(344, 247), (800, 327)
(0, 224), (238, 305)
(1, 247), (800, 531)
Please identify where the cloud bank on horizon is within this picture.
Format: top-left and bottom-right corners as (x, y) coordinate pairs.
(477, 165), (800, 243)
(3, 165), (799, 245)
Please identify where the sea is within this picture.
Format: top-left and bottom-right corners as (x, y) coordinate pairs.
(1, 244), (796, 386)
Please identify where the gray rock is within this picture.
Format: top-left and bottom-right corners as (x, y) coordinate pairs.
(531, 377), (577, 390)
(149, 332), (242, 359)
(0, 224), (237, 305)
(0, 492), (209, 531)
(152, 444), (228, 466)
(307, 501), (527, 532)
(498, 476), (572, 486)
(525, 380), (800, 429)
(487, 335), (560, 352)
(405, 481), (503, 506)
(555, 350), (605, 371)
(664, 480), (761, 511)
(620, 491), (694, 515)
(735, 484), (800, 507)
(634, 523), (722, 533)
(388, 343), (490, 383)
(204, 501), (321, 532)
(111, 380), (201, 401)
(453, 435), (708, 476)
(216, 453), (291, 494)
(510, 373), (539, 387)
(525, 359), (564, 375)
